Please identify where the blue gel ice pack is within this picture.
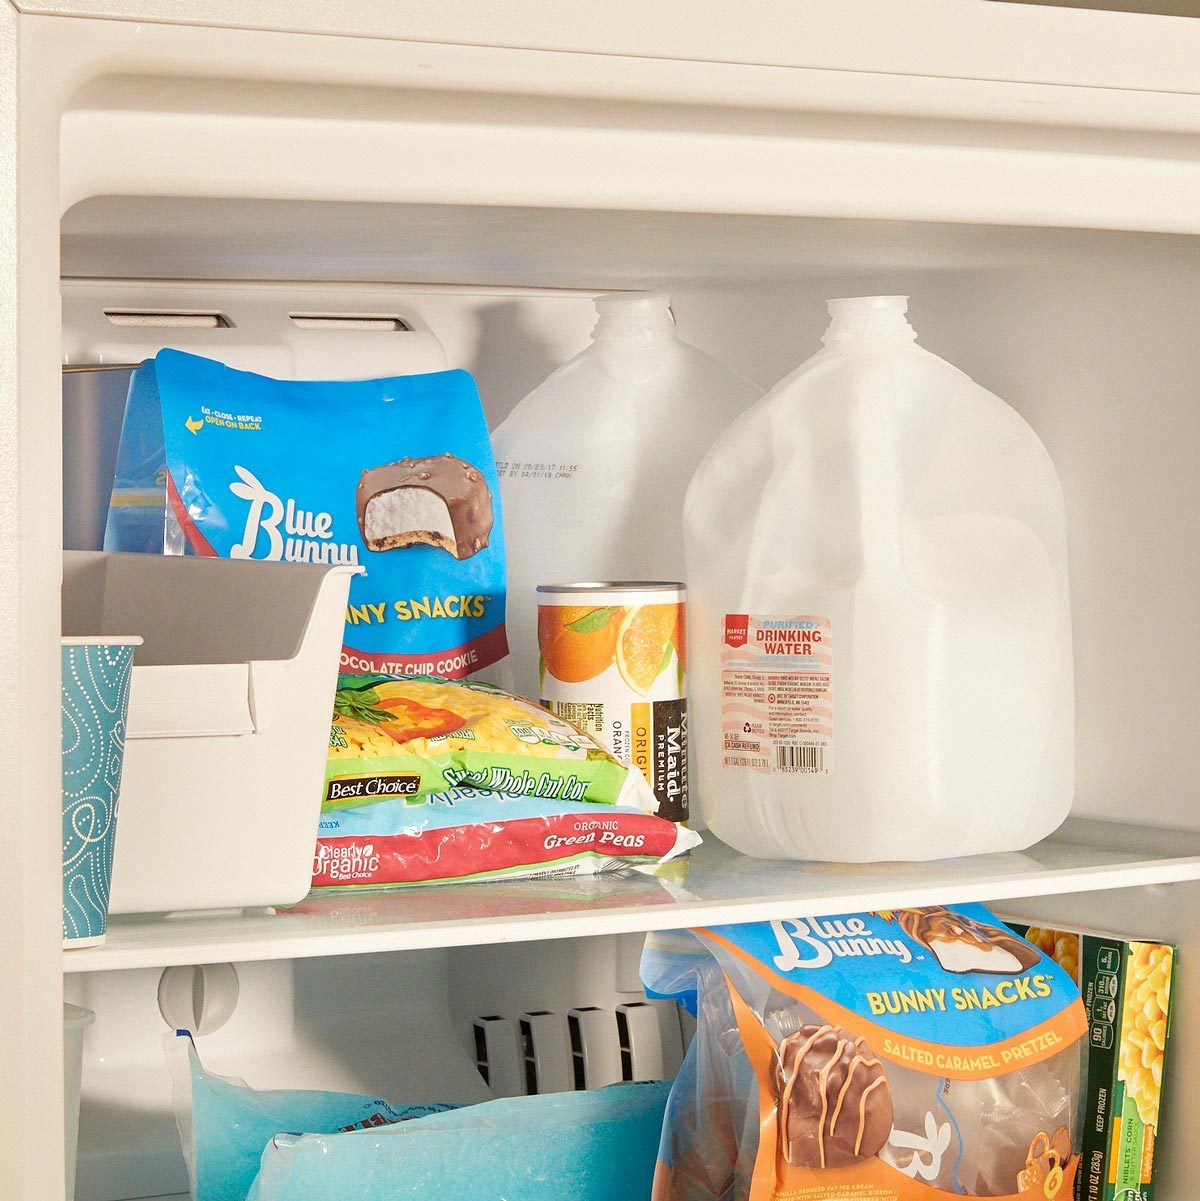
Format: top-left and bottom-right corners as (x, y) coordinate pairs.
(167, 1033), (458, 1201)
(244, 1078), (671, 1201)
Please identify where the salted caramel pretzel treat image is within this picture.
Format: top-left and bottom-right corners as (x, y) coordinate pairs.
(1016, 1125), (1072, 1196)
(899, 906), (1041, 975)
(771, 1024), (893, 1170)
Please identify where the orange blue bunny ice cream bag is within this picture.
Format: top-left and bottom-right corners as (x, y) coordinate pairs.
(642, 904), (1087, 1200)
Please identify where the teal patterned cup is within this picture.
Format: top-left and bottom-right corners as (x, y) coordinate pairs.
(61, 637), (140, 948)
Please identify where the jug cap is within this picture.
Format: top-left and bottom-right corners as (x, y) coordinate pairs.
(592, 292), (675, 342)
(823, 295), (916, 344)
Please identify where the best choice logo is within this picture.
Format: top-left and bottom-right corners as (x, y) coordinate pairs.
(325, 774), (421, 803)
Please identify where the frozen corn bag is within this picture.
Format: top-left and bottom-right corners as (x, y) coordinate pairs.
(326, 674), (658, 811)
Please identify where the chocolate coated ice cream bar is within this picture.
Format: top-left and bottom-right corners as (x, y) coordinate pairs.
(356, 453), (494, 559)
(771, 1023), (892, 1170)
(899, 906), (1040, 974)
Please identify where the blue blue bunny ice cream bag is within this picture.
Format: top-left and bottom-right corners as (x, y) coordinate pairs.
(105, 349), (507, 678)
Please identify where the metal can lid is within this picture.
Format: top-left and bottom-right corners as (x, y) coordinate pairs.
(536, 580), (686, 594)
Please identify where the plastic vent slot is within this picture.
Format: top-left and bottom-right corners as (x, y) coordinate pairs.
(476, 1004), (676, 1094)
(289, 314), (412, 331)
(567, 1011), (588, 1090)
(617, 1001), (683, 1082)
(567, 1007), (622, 1090)
(519, 1016), (539, 1095)
(615, 1007), (634, 1081)
(470, 1016), (523, 1098)
(472, 1020), (491, 1086)
(104, 311), (230, 328)
(518, 1011), (573, 1095)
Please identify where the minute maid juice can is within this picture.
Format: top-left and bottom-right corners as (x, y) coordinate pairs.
(538, 582), (687, 823)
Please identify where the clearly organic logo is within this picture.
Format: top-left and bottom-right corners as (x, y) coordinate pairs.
(770, 916), (913, 971)
(229, 465), (359, 565)
(315, 840), (380, 880)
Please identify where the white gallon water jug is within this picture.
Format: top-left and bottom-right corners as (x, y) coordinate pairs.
(492, 292), (761, 699)
(685, 295), (1073, 862)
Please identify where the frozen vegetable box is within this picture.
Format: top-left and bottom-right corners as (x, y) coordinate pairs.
(1007, 921), (1176, 1201)
(63, 551), (355, 913)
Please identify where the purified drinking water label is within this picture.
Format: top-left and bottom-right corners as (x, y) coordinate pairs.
(720, 614), (833, 775)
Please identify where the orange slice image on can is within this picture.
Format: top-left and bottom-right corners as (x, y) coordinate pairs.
(538, 604), (625, 684)
(616, 604), (681, 697)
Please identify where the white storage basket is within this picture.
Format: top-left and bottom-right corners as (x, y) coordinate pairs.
(62, 551), (356, 914)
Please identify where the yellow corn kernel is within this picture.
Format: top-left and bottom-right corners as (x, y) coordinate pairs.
(1026, 928), (1056, 955)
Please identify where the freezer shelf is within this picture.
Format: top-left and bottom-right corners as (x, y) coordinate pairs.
(64, 816), (1200, 973)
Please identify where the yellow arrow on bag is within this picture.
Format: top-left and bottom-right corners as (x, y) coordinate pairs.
(185, 416), (204, 435)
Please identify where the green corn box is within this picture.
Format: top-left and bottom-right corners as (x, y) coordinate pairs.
(1006, 922), (1175, 1201)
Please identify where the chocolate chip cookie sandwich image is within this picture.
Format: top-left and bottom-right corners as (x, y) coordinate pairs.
(357, 453), (494, 559)
(899, 905), (1041, 975)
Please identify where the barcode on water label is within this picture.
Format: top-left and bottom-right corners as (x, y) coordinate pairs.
(775, 743), (826, 774)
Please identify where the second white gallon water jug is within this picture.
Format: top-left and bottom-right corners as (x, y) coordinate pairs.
(492, 292), (761, 699)
(685, 296), (1073, 862)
